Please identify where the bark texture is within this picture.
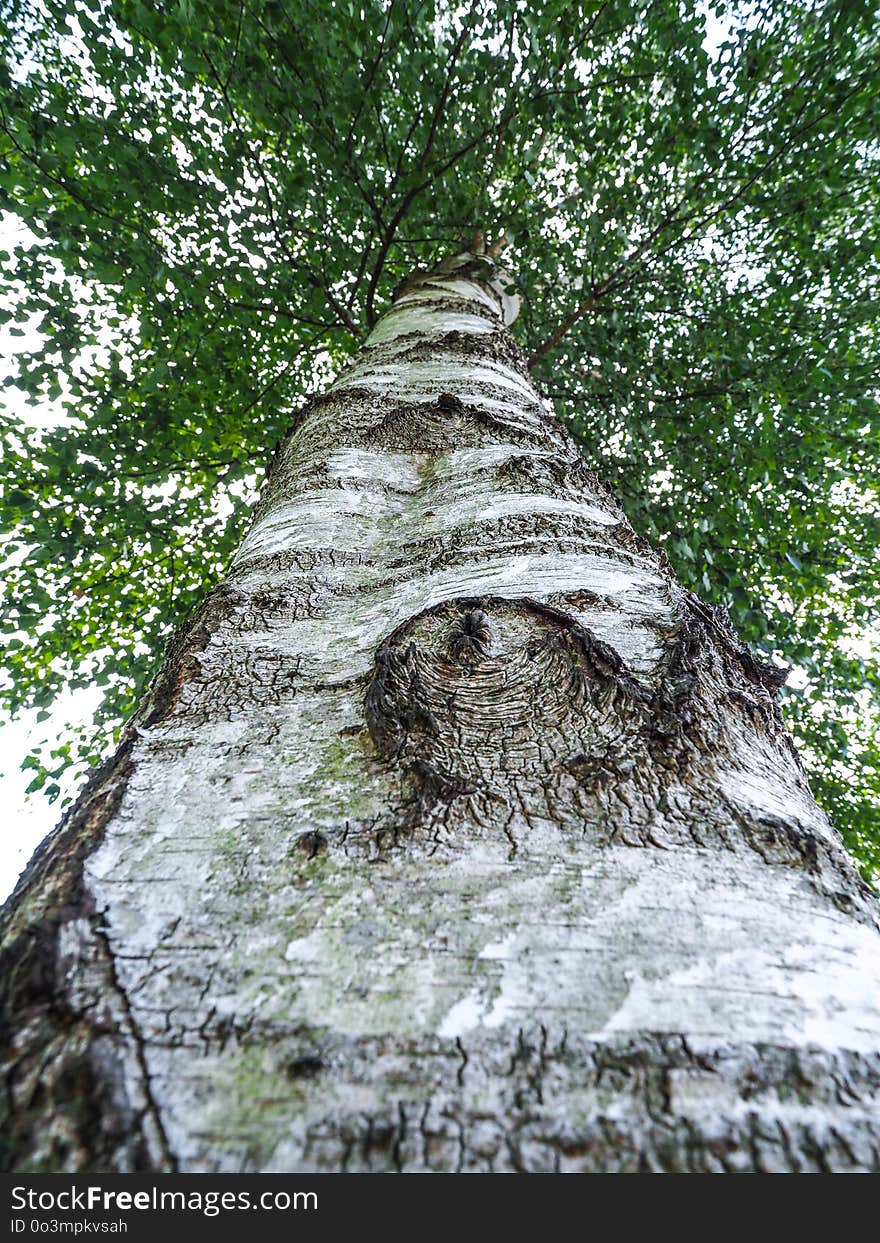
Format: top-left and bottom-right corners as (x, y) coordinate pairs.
(3, 253), (880, 1173)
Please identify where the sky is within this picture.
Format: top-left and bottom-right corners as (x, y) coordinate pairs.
(0, 691), (101, 901)
(0, 211), (100, 901)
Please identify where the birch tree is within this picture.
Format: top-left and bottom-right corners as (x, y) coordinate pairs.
(2, 0), (880, 1172)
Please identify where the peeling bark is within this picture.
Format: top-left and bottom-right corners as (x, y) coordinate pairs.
(3, 252), (880, 1173)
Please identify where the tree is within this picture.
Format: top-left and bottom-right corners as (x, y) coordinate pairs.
(1, 0), (880, 1172)
(5, 242), (880, 1172)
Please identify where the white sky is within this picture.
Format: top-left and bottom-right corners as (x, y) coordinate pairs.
(0, 210), (104, 900)
(0, 691), (100, 901)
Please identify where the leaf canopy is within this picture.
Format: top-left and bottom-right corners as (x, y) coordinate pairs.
(1, 0), (879, 876)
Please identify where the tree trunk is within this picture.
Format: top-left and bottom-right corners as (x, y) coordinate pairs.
(3, 253), (880, 1174)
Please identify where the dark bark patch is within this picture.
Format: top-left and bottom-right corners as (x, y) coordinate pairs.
(364, 595), (646, 850)
(228, 547), (370, 583)
(354, 324), (528, 382)
(136, 585), (240, 728)
(283, 1055), (324, 1080)
(359, 395), (542, 453)
(136, 583), (306, 726)
(0, 734), (174, 1172)
(294, 831), (328, 860)
(446, 608), (492, 663)
(387, 512), (629, 579)
(495, 455), (624, 522)
(263, 1027), (880, 1173)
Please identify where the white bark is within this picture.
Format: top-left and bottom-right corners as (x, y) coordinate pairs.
(3, 253), (880, 1173)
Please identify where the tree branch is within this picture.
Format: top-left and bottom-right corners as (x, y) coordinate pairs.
(364, 16), (476, 326)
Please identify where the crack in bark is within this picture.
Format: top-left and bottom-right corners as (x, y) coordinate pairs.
(275, 1029), (880, 1173)
(89, 925), (177, 1172)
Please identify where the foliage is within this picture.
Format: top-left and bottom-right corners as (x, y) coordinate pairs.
(0, 0), (878, 876)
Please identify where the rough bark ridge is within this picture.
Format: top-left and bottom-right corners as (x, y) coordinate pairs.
(3, 253), (880, 1173)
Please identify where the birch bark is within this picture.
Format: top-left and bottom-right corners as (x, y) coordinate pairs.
(3, 253), (880, 1173)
